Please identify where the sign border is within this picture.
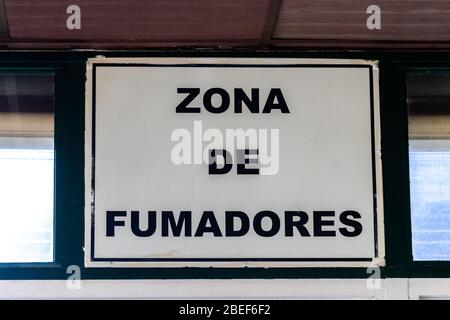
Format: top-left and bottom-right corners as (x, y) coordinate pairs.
(84, 58), (384, 268)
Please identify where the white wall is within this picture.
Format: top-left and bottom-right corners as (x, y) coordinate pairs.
(0, 279), (449, 299)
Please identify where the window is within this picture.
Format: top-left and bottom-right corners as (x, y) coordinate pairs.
(407, 72), (450, 261)
(0, 73), (54, 263)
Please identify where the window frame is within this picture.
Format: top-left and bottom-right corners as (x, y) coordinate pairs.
(380, 62), (450, 276)
(0, 58), (85, 278)
(0, 67), (57, 267)
(401, 66), (450, 268)
(0, 51), (450, 279)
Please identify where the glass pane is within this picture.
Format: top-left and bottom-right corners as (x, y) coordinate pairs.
(407, 72), (450, 261)
(0, 73), (54, 263)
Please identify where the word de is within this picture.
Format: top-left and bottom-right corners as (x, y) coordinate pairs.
(171, 120), (279, 175)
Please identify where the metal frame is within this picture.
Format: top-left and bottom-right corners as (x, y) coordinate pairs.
(0, 50), (449, 279)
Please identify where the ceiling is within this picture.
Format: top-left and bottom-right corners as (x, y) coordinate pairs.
(0, 0), (449, 49)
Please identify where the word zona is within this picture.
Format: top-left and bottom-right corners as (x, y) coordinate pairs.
(176, 88), (290, 114)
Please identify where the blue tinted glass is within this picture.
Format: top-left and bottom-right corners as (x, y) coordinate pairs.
(0, 148), (54, 262)
(410, 151), (450, 260)
(0, 72), (54, 263)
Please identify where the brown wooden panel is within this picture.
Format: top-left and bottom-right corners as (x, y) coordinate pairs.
(275, 0), (450, 42)
(0, 0), (8, 39)
(4, 0), (270, 41)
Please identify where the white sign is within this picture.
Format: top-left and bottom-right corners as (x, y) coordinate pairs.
(85, 57), (384, 267)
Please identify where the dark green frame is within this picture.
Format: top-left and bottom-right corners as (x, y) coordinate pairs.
(0, 50), (449, 280)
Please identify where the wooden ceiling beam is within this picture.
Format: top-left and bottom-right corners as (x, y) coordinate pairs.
(262, 0), (282, 46)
